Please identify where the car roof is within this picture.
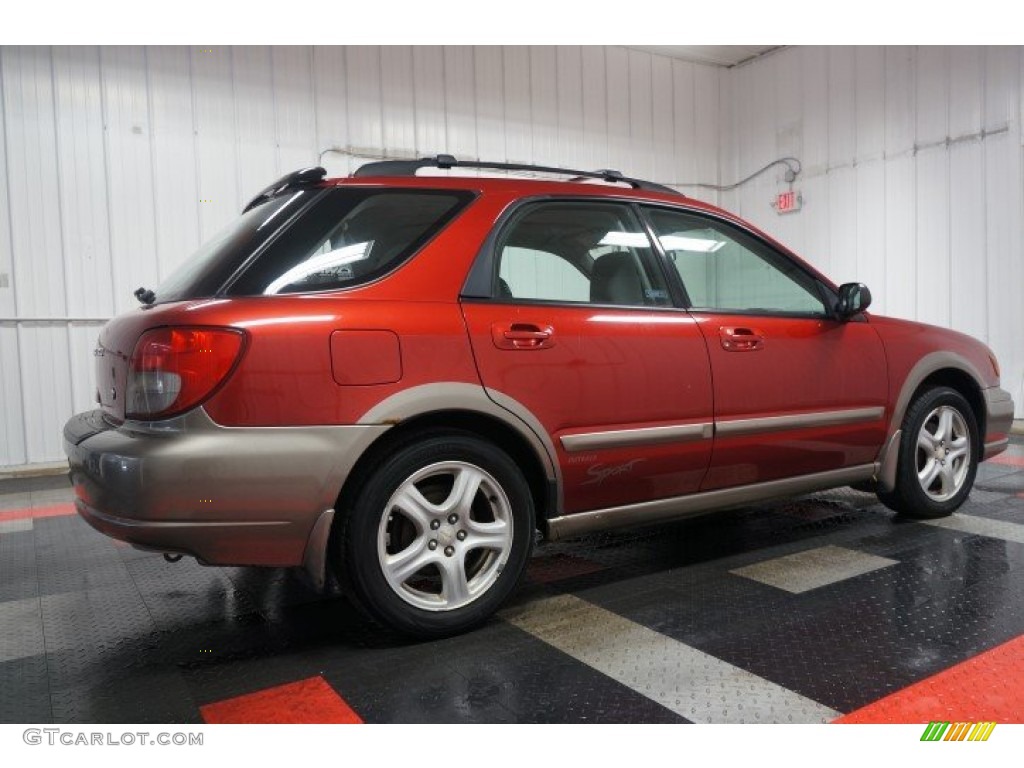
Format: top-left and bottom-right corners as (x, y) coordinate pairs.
(329, 173), (711, 209)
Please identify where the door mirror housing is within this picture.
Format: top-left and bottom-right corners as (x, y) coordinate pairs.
(835, 282), (872, 320)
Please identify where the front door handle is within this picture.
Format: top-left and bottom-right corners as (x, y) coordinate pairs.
(491, 322), (555, 350)
(719, 326), (765, 352)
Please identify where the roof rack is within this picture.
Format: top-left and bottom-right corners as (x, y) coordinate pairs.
(352, 154), (681, 196)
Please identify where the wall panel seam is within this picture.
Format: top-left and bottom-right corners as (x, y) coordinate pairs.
(309, 46), (320, 166)
(143, 46), (163, 283)
(0, 47), (30, 464)
(187, 47), (202, 253)
(229, 46), (244, 213)
(47, 45), (77, 439)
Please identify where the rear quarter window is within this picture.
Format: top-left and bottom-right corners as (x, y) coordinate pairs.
(226, 188), (473, 296)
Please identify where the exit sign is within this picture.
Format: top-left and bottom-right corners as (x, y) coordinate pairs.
(774, 190), (802, 214)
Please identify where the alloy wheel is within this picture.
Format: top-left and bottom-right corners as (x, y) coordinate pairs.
(377, 461), (514, 611)
(915, 405), (971, 503)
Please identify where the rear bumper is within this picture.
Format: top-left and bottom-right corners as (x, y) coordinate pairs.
(63, 408), (389, 567)
(982, 387), (1015, 460)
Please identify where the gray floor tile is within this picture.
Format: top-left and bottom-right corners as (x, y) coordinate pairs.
(0, 519), (33, 534)
(0, 597), (44, 663)
(730, 545), (898, 594)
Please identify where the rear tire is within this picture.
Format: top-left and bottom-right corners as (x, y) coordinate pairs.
(336, 431), (534, 639)
(877, 386), (978, 519)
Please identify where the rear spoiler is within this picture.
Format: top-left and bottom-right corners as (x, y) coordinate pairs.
(242, 166), (327, 213)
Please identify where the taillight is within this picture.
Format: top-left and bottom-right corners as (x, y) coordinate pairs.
(126, 327), (245, 419)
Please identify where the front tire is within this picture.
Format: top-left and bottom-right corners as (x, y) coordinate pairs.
(337, 431), (535, 638)
(878, 386), (979, 519)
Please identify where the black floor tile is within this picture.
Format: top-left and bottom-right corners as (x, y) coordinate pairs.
(0, 655), (52, 722)
(599, 524), (1024, 714)
(49, 668), (202, 724)
(0, 531), (39, 602)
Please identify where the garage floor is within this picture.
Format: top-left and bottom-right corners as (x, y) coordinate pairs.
(3, 441), (1024, 724)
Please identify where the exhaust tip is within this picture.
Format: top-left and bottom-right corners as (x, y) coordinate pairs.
(163, 553), (183, 563)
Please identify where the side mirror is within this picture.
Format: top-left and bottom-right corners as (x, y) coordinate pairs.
(835, 282), (872, 319)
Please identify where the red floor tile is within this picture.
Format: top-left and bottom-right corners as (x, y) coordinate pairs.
(836, 635), (1024, 723)
(200, 676), (363, 724)
(0, 503), (76, 523)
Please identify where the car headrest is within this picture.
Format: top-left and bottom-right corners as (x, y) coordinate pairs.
(590, 251), (644, 306)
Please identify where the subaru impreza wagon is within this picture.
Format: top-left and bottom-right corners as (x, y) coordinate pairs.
(64, 155), (1015, 637)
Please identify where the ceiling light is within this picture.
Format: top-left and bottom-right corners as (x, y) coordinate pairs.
(599, 232), (650, 248)
(659, 235), (726, 253)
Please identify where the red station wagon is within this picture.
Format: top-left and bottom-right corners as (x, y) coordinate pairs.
(64, 156), (1015, 637)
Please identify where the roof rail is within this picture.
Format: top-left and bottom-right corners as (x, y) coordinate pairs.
(352, 154), (681, 196)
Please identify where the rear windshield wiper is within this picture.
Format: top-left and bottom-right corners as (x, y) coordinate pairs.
(134, 286), (156, 305)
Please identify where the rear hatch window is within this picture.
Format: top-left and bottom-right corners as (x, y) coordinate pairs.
(153, 188), (473, 302)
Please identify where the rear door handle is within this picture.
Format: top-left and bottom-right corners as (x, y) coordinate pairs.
(491, 322), (555, 350)
(719, 326), (765, 351)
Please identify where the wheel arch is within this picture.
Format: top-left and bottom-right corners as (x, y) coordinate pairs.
(908, 369), (986, 447)
(335, 407), (556, 533)
(297, 385), (557, 590)
(878, 353), (988, 491)
(344, 381), (558, 520)
(890, 354), (987, 448)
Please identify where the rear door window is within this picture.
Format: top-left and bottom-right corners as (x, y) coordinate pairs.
(493, 202), (671, 307)
(499, 247), (591, 302)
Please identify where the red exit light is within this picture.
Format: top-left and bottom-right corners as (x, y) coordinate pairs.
(774, 190), (802, 214)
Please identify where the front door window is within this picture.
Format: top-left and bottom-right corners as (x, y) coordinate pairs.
(645, 207), (826, 316)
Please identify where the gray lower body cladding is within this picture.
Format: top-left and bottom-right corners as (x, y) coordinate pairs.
(63, 384), (1016, 564)
(63, 408), (389, 566)
(983, 386), (1015, 458)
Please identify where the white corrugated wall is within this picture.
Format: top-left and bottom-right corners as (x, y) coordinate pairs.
(719, 45), (1024, 419)
(0, 45), (722, 468)
(2, 45), (1021, 469)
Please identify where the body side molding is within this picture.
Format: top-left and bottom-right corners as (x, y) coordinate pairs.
(716, 406), (885, 437)
(561, 422), (713, 452)
(560, 407), (884, 453)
